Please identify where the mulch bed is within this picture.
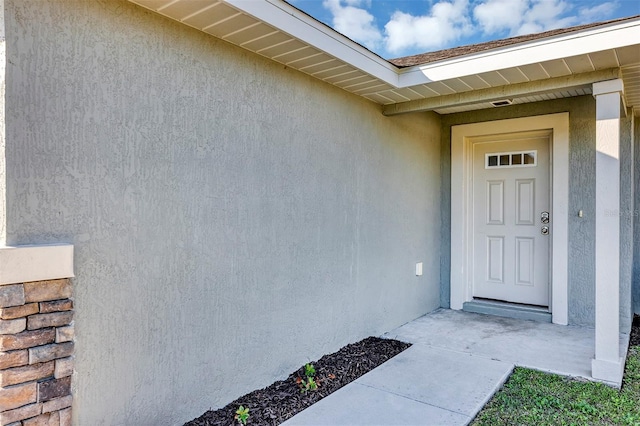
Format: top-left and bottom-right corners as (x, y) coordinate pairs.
(185, 337), (411, 426)
(631, 314), (640, 347)
(188, 315), (640, 425)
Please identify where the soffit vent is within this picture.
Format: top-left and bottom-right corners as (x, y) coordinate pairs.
(490, 99), (514, 107)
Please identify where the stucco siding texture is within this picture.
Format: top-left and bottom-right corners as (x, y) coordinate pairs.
(634, 117), (640, 314)
(620, 112), (634, 333)
(441, 96), (633, 331)
(4, 1), (442, 424)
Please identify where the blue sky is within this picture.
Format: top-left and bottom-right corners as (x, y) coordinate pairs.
(289, 0), (640, 59)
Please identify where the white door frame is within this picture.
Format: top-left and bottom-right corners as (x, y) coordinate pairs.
(450, 113), (569, 325)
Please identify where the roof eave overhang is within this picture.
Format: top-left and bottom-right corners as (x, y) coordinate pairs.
(128, 0), (639, 114)
(398, 19), (640, 86)
(384, 68), (621, 116)
(227, 1), (640, 90)
(226, 0), (401, 85)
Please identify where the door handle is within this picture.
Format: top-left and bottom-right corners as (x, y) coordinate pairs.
(541, 226), (549, 235)
(541, 211), (549, 224)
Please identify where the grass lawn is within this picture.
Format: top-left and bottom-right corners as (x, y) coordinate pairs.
(472, 346), (640, 425)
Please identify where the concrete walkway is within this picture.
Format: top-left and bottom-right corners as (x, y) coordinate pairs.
(283, 308), (629, 426)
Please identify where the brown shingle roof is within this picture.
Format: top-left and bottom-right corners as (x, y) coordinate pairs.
(388, 15), (640, 68)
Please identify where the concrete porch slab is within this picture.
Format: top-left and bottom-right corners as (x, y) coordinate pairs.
(382, 309), (628, 386)
(285, 308), (630, 426)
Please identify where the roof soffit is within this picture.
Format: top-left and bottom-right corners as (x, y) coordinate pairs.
(399, 20), (640, 85)
(128, 0), (640, 114)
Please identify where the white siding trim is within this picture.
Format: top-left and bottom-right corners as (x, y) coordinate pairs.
(0, 244), (74, 285)
(451, 113), (569, 325)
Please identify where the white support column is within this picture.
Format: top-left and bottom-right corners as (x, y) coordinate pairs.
(591, 79), (625, 383)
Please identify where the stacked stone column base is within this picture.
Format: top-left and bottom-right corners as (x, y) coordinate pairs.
(0, 279), (74, 426)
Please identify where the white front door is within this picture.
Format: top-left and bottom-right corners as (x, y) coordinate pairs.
(472, 133), (551, 306)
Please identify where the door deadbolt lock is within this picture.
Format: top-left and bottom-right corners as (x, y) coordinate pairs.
(541, 211), (549, 224)
(541, 225), (549, 235)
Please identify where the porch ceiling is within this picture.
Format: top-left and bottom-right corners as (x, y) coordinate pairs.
(129, 0), (640, 115)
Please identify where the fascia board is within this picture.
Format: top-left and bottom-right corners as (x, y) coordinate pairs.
(398, 19), (640, 85)
(226, 0), (400, 86)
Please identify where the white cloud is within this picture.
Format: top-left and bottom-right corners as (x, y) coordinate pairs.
(384, 0), (473, 54)
(322, 0), (382, 48)
(517, 0), (574, 33)
(343, 0), (370, 6)
(321, 0), (620, 57)
(577, 2), (618, 22)
(474, 0), (618, 38)
(473, 0), (528, 34)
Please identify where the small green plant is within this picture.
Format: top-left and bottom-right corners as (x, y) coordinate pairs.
(304, 363), (316, 378)
(234, 405), (249, 425)
(296, 363), (319, 393)
(303, 376), (318, 392)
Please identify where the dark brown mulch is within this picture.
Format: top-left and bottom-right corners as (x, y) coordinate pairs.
(631, 314), (640, 347)
(185, 337), (411, 426)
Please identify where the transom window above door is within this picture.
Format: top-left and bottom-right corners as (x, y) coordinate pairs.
(486, 151), (537, 169)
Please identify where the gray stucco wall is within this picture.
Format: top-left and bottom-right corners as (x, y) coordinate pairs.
(439, 124), (451, 309)
(620, 111), (634, 332)
(440, 96), (634, 331)
(3, 1), (442, 424)
(634, 116), (640, 315)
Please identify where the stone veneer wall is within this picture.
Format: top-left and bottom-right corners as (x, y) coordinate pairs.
(0, 279), (73, 425)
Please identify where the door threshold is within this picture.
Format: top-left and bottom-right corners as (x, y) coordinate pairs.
(463, 299), (552, 323)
